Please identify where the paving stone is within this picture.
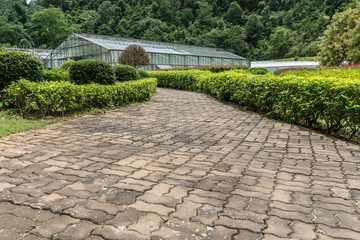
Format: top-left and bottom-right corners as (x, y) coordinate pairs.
(106, 208), (145, 227)
(290, 221), (316, 240)
(171, 200), (201, 221)
(54, 221), (99, 240)
(264, 216), (292, 238)
(128, 213), (163, 235)
(129, 200), (174, 216)
(0, 213), (41, 233)
(92, 225), (148, 240)
(215, 216), (265, 233)
(31, 215), (80, 238)
(64, 205), (113, 224)
(0, 229), (20, 240)
(207, 226), (238, 240)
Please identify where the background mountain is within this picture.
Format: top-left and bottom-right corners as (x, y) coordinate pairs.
(0, 0), (358, 60)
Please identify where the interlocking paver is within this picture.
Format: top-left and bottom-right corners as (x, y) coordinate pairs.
(0, 88), (359, 239)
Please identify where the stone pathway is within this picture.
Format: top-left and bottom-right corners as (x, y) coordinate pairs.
(0, 88), (360, 240)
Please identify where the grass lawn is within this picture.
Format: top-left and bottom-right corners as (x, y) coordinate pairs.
(0, 110), (62, 138)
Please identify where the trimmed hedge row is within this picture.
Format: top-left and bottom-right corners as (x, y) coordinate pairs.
(3, 78), (157, 117)
(149, 70), (360, 138)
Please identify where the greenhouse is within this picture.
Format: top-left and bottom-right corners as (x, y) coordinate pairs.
(44, 33), (249, 69)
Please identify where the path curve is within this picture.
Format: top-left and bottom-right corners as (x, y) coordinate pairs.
(0, 88), (360, 240)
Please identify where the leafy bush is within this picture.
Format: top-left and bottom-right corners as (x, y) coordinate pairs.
(137, 69), (149, 79)
(69, 59), (115, 85)
(154, 65), (249, 72)
(113, 65), (140, 82)
(60, 60), (76, 70)
(43, 68), (70, 81)
(3, 78), (157, 117)
(149, 68), (360, 139)
(149, 70), (209, 91)
(247, 67), (270, 75)
(0, 50), (43, 90)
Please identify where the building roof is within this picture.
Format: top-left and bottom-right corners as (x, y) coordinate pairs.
(75, 33), (246, 60)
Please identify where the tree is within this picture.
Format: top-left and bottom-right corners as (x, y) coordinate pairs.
(223, 1), (243, 25)
(245, 14), (264, 46)
(0, 16), (32, 47)
(26, 6), (76, 48)
(118, 45), (150, 68)
(318, 3), (360, 66)
(266, 26), (295, 59)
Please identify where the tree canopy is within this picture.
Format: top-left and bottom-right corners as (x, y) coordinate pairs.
(318, 2), (360, 66)
(0, 0), (358, 61)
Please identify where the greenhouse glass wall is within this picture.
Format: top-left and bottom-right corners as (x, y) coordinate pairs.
(44, 33), (250, 69)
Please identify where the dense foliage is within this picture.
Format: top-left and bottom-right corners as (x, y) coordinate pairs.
(0, 50), (43, 89)
(118, 45), (150, 68)
(318, 2), (360, 66)
(113, 65), (140, 82)
(149, 68), (360, 139)
(43, 68), (70, 81)
(3, 78), (157, 117)
(69, 59), (115, 85)
(1, 0), (358, 60)
(60, 60), (76, 70)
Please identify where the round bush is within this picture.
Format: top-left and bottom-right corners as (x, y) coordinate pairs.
(137, 69), (149, 79)
(69, 59), (115, 85)
(113, 65), (140, 82)
(60, 60), (76, 70)
(0, 50), (43, 90)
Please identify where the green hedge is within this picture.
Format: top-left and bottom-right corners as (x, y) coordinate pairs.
(43, 68), (70, 81)
(69, 59), (115, 85)
(113, 65), (140, 82)
(0, 50), (43, 90)
(149, 69), (360, 138)
(137, 69), (149, 79)
(60, 60), (76, 70)
(3, 78), (157, 117)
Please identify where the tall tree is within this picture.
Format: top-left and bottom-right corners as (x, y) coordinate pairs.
(318, 3), (360, 66)
(26, 6), (76, 48)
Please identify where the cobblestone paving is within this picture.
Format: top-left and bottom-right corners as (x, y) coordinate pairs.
(0, 88), (360, 240)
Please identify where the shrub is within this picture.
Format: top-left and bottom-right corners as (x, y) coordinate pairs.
(113, 65), (140, 82)
(137, 69), (149, 79)
(60, 60), (76, 70)
(69, 59), (115, 85)
(43, 68), (70, 81)
(0, 50), (43, 89)
(3, 78), (157, 117)
(149, 70), (209, 91)
(247, 67), (270, 75)
(154, 65), (249, 72)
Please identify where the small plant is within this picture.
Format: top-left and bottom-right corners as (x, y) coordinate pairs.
(113, 65), (140, 82)
(69, 59), (115, 85)
(0, 50), (43, 90)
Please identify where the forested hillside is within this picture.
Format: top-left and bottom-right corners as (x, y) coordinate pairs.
(0, 0), (358, 60)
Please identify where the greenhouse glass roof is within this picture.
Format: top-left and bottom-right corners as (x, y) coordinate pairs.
(75, 33), (245, 60)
